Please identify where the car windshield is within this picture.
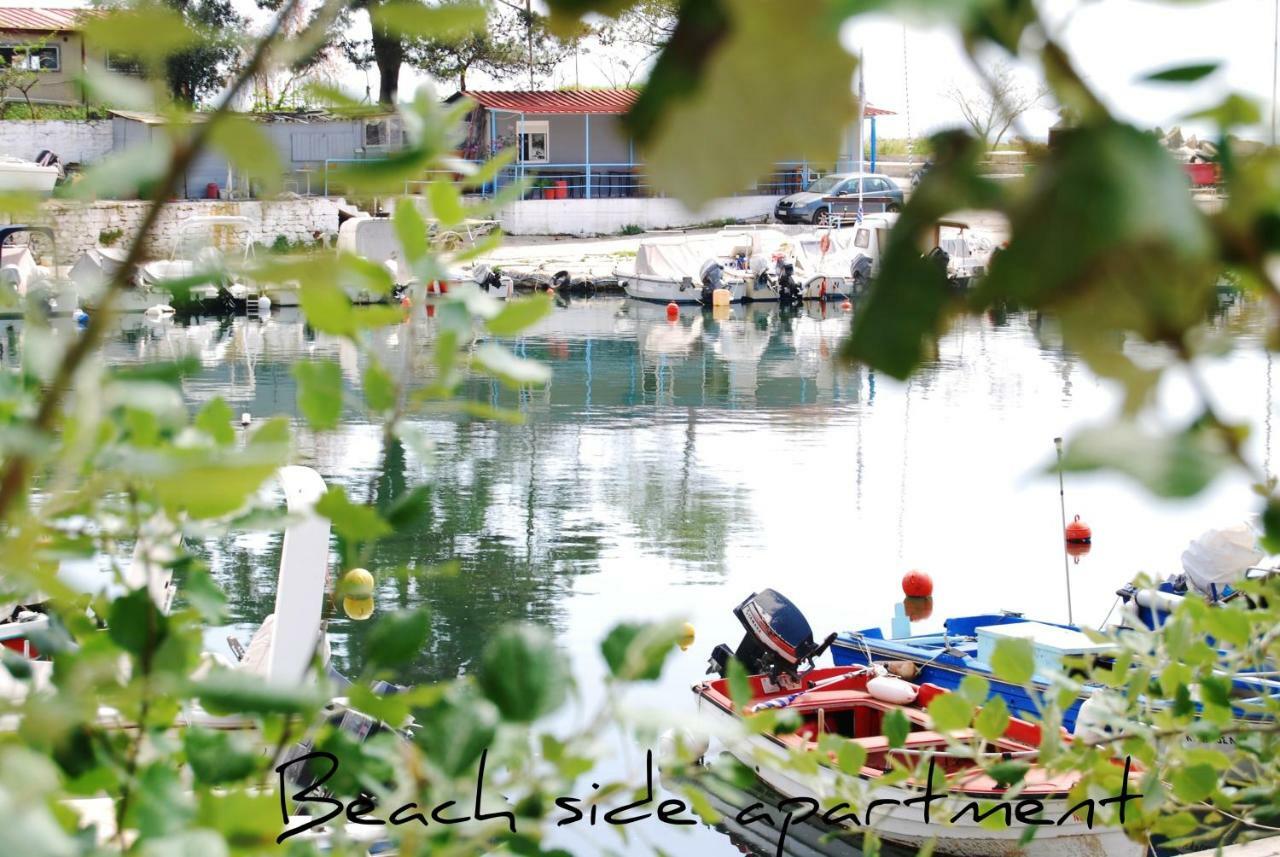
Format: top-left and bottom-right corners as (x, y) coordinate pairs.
(806, 175), (846, 194)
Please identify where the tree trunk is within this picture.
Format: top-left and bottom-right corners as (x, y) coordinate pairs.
(371, 19), (403, 105)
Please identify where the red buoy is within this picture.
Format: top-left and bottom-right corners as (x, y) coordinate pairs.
(902, 569), (933, 598)
(400, 295), (411, 309)
(666, 302), (679, 320)
(840, 300), (852, 311)
(1065, 514), (1092, 544)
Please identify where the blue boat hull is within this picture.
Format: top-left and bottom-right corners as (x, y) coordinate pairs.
(832, 619), (1087, 731)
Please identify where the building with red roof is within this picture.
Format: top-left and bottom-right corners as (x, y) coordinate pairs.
(447, 88), (895, 202)
(0, 6), (116, 108)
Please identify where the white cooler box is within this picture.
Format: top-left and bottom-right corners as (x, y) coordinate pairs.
(976, 621), (1116, 677)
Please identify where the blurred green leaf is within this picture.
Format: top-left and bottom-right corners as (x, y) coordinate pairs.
(82, 5), (198, 63)
(473, 342), (552, 388)
(727, 658), (751, 708)
(634, 0), (856, 208)
(486, 294), (554, 337)
(974, 695), (1010, 741)
(926, 693), (972, 733)
(108, 587), (169, 656)
(836, 739), (867, 774)
(1187, 93), (1261, 128)
(1171, 763), (1218, 803)
(477, 624), (569, 722)
(208, 116), (282, 195)
(990, 638), (1035, 684)
(293, 359), (343, 431)
(1143, 62), (1219, 83)
(429, 180), (465, 227)
(884, 707), (910, 749)
(363, 360), (398, 413)
(367, 608), (431, 670)
(191, 670), (323, 717)
(413, 687), (499, 778)
(988, 760), (1030, 788)
(184, 728), (258, 785)
(194, 397), (235, 446)
(315, 487), (393, 542)
(373, 0), (486, 37)
(394, 198), (430, 266)
(1059, 422), (1231, 498)
(600, 620), (683, 681)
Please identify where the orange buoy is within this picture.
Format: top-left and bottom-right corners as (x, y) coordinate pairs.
(666, 302), (679, 320)
(903, 595), (933, 622)
(840, 300), (852, 311)
(1065, 514), (1092, 544)
(400, 295), (411, 309)
(902, 569), (933, 598)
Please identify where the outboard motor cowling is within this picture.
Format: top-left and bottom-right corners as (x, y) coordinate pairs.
(708, 589), (834, 680)
(776, 261), (802, 306)
(699, 259), (723, 304)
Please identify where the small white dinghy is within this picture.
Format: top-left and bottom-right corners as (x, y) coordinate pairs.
(0, 155), (59, 194)
(0, 225), (78, 317)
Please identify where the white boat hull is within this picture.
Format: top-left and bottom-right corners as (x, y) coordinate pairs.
(618, 271), (750, 304)
(0, 161), (58, 193)
(697, 695), (1144, 857)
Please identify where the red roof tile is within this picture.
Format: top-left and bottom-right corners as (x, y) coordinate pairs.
(0, 7), (93, 32)
(456, 88), (894, 117)
(458, 89), (640, 115)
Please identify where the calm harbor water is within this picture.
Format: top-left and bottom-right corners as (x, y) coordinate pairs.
(22, 292), (1271, 855)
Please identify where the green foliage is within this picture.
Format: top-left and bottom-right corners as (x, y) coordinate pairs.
(476, 623), (570, 722)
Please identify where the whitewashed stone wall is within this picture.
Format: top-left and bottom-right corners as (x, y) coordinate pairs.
(14, 197), (343, 262)
(492, 195), (782, 237)
(0, 120), (114, 164)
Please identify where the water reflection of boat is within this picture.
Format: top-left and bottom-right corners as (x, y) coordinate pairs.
(676, 758), (893, 857)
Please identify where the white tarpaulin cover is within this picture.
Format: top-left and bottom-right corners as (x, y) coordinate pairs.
(634, 230), (793, 280)
(1180, 523), (1264, 595)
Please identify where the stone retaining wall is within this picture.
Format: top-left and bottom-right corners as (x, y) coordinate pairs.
(15, 197), (343, 262)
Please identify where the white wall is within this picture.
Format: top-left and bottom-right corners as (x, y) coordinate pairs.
(0, 120), (113, 164)
(495, 195), (780, 236)
(12, 198), (343, 262)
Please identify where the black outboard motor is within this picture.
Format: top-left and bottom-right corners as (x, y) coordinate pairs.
(700, 259), (723, 305)
(708, 589), (835, 681)
(776, 262), (802, 306)
(850, 254), (873, 294)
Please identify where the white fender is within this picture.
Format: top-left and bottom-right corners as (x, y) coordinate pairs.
(867, 674), (918, 705)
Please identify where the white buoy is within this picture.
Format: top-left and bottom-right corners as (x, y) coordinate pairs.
(240, 412), (251, 427)
(257, 296), (271, 314)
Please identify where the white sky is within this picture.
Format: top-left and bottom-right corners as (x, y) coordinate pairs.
(10, 0), (1277, 141)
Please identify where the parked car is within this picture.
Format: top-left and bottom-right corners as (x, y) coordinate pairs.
(773, 172), (903, 225)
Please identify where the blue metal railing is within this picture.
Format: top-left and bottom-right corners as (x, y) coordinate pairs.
(319, 158), (834, 200)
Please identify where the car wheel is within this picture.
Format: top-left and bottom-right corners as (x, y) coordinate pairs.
(814, 208), (830, 226)
(887, 203), (901, 213)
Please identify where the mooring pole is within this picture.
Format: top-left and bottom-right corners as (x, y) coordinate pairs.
(1055, 436), (1074, 626)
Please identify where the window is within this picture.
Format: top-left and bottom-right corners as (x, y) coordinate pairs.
(363, 117), (403, 150)
(517, 120), (549, 164)
(854, 229), (870, 249)
(0, 44), (59, 71)
(105, 52), (143, 76)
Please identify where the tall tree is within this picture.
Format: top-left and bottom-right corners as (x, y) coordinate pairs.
(164, 0), (244, 104)
(946, 61), (1046, 150)
(407, 0), (555, 91)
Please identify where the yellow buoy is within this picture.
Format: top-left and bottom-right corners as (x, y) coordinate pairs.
(711, 287), (731, 306)
(340, 567), (375, 599)
(343, 596), (375, 621)
(677, 622), (696, 652)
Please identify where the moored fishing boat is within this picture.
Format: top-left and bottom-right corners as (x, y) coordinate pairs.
(0, 155), (59, 194)
(0, 225), (78, 317)
(698, 591), (1144, 857)
(694, 668), (1144, 857)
